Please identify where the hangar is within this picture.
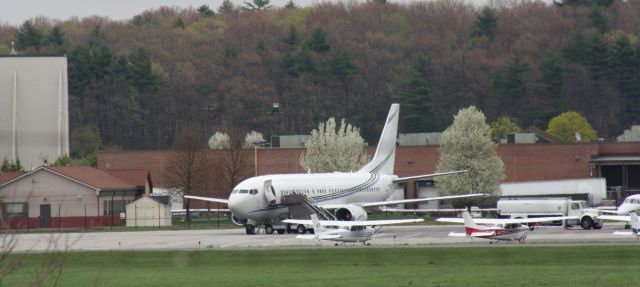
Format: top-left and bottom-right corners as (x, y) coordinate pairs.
(0, 56), (69, 169)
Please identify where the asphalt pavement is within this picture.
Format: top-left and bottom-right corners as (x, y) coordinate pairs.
(8, 222), (639, 252)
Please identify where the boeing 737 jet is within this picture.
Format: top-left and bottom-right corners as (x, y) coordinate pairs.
(186, 104), (483, 234)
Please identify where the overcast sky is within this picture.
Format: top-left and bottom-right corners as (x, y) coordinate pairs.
(0, 0), (504, 26)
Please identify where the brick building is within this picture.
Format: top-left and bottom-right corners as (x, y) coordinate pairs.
(97, 142), (640, 208)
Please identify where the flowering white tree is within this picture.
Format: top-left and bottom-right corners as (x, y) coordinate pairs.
(436, 106), (504, 208)
(243, 130), (266, 148)
(208, 132), (231, 149)
(300, 118), (369, 173)
(208, 130), (265, 149)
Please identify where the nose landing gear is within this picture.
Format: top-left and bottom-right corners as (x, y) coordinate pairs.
(245, 224), (256, 235)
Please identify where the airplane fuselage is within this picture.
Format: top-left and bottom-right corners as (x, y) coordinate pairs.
(320, 226), (377, 243)
(228, 172), (398, 224)
(617, 195), (640, 214)
(465, 225), (529, 242)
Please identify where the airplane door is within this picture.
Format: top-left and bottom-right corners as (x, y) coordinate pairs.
(263, 180), (277, 206)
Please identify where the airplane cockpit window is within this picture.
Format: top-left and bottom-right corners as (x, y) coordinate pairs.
(505, 223), (519, 229)
(350, 226), (364, 231)
(239, 190), (249, 194)
(231, 190), (239, 194)
(249, 189), (258, 195)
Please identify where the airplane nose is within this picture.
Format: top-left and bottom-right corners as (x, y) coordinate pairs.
(228, 194), (249, 218)
(228, 195), (239, 213)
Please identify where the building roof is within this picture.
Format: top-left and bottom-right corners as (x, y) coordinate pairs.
(590, 156), (640, 164)
(107, 169), (152, 189)
(0, 171), (27, 185)
(47, 166), (137, 190)
(524, 127), (561, 143)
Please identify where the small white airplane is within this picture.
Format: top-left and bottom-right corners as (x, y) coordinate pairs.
(186, 104), (484, 234)
(437, 211), (578, 243)
(592, 194), (640, 215)
(283, 214), (423, 245)
(597, 212), (640, 237)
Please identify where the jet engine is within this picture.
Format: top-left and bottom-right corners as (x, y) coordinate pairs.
(334, 205), (368, 221)
(231, 214), (248, 226)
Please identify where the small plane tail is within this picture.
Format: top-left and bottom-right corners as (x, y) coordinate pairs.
(357, 104), (399, 175)
(310, 214), (325, 239)
(462, 211), (480, 229)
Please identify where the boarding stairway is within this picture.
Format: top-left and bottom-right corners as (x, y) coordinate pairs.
(281, 193), (336, 220)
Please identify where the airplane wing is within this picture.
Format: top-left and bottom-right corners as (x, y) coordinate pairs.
(470, 231), (496, 237)
(354, 193), (486, 208)
(598, 215), (630, 222)
(437, 216), (578, 225)
(183, 195), (229, 204)
(447, 231), (495, 237)
(283, 218), (423, 227)
(393, 170), (468, 183)
(296, 234), (342, 240)
(584, 208), (619, 214)
(382, 207), (498, 213)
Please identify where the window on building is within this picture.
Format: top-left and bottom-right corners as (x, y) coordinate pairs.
(3, 202), (27, 218)
(103, 199), (133, 216)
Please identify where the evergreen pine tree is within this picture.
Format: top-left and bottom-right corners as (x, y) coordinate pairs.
(395, 55), (438, 132)
(47, 26), (65, 46)
(306, 28), (330, 53)
(471, 7), (497, 42)
(284, 0), (297, 9)
(218, 0), (235, 14)
(244, 0), (271, 11)
(14, 20), (45, 54)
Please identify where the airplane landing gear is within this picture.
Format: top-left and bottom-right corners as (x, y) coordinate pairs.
(245, 224), (256, 235)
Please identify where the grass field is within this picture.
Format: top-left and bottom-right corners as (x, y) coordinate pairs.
(3, 245), (637, 286)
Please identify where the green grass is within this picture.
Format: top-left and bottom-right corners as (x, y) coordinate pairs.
(3, 246), (637, 286)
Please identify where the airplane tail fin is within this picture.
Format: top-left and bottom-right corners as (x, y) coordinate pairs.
(357, 104), (399, 175)
(310, 214), (325, 239)
(462, 211), (480, 230)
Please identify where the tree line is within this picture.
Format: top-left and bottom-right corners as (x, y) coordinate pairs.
(2, 0), (639, 157)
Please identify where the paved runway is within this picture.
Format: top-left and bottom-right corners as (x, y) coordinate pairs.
(8, 222), (639, 252)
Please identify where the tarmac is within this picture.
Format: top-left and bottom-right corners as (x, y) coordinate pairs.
(7, 222), (639, 252)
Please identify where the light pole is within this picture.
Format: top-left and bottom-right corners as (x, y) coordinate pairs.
(269, 102), (282, 148)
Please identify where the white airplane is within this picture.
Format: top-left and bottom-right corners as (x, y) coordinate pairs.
(283, 214), (423, 245)
(437, 211), (578, 243)
(597, 212), (640, 237)
(592, 194), (640, 215)
(185, 104), (483, 234)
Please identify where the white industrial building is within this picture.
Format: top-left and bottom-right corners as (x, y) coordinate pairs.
(0, 56), (69, 169)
